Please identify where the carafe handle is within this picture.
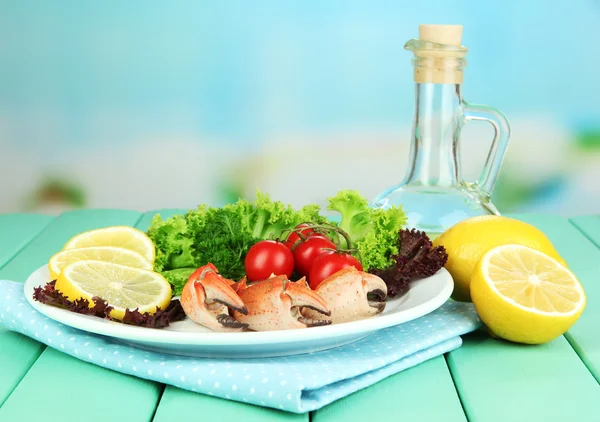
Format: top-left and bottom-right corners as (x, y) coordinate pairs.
(462, 102), (511, 196)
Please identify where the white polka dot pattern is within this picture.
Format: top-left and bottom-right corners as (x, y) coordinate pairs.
(0, 279), (481, 413)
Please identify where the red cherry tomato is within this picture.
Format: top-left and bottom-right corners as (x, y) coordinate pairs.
(284, 223), (316, 250)
(244, 240), (295, 282)
(292, 235), (337, 277)
(308, 251), (363, 289)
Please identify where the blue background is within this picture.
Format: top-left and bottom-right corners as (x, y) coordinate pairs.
(0, 1), (599, 215)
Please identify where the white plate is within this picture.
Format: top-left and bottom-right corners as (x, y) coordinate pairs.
(24, 265), (453, 358)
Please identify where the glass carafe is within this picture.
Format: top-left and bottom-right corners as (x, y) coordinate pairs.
(372, 24), (511, 238)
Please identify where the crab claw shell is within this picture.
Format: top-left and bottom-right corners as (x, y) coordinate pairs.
(302, 267), (387, 324)
(180, 265), (249, 332)
(233, 275), (331, 331)
(295, 276), (309, 289)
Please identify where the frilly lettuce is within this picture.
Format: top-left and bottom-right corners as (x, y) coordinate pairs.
(146, 192), (327, 294)
(147, 189), (407, 295)
(327, 190), (407, 271)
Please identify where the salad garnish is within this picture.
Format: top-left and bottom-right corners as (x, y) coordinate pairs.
(33, 280), (186, 328)
(147, 191), (329, 295)
(369, 228), (448, 298)
(146, 190), (406, 296)
(31, 189), (448, 332)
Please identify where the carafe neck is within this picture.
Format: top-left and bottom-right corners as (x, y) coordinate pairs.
(404, 82), (462, 187)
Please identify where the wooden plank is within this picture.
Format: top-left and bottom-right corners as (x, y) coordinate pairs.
(0, 348), (161, 421)
(449, 332), (600, 421)
(153, 387), (306, 422)
(0, 214), (54, 267)
(0, 214), (55, 405)
(312, 356), (466, 422)
(138, 209), (308, 422)
(547, 215), (600, 382)
(0, 209), (140, 282)
(447, 214), (600, 422)
(0, 209), (165, 422)
(571, 216), (600, 249)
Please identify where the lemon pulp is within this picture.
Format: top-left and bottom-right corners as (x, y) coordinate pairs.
(62, 226), (155, 264)
(55, 260), (172, 320)
(470, 244), (585, 344)
(433, 215), (566, 302)
(48, 246), (153, 280)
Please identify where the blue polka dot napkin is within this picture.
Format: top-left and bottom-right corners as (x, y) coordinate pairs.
(0, 279), (481, 413)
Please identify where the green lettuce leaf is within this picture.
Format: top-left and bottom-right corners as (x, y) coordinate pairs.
(326, 190), (407, 271)
(146, 191), (328, 294)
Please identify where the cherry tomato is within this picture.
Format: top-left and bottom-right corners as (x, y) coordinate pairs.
(284, 223), (316, 250)
(308, 251), (363, 289)
(244, 240), (295, 282)
(292, 235), (337, 277)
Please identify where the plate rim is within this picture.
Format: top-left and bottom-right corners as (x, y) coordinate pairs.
(24, 265), (454, 346)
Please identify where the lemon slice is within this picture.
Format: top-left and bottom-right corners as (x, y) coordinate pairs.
(62, 226), (155, 263)
(48, 246), (153, 280)
(470, 244), (586, 344)
(55, 260), (172, 320)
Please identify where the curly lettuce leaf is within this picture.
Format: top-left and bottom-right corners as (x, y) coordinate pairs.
(146, 191), (331, 292)
(326, 189), (407, 271)
(245, 191), (323, 240)
(147, 206), (259, 292)
(369, 228), (448, 297)
(146, 213), (196, 273)
(161, 268), (196, 296)
(192, 207), (259, 281)
(33, 280), (186, 328)
(355, 207), (407, 271)
(327, 190), (372, 246)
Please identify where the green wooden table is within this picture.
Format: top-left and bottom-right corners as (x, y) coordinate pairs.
(0, 209), (599, 422)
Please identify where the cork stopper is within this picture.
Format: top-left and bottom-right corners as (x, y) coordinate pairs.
(406, 24), (468, 84)
(419, 24), (463, 46)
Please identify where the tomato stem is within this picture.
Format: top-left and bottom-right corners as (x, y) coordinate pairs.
(279, 222), (359, 259)
(298, 222), (354, 250)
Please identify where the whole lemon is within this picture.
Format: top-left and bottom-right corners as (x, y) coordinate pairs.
(432, 215), (566, 302)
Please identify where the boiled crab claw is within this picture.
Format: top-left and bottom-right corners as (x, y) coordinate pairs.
(232, 275), (331, 331)
(302, 267), (387, 324)
(180, 263), (249, 332)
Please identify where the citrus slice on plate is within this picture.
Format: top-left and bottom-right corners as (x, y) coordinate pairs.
(55, 260), (172, 320)
(48, 246), (153, 280)
(470, 244), (586, 344)
(62, 226), (155, 263)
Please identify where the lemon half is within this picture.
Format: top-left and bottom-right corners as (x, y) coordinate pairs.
(470, 244), (585, 344)
(62, 226), (155, 264)
(433, 215), (566, 302)
(55, 260), (172, 320)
